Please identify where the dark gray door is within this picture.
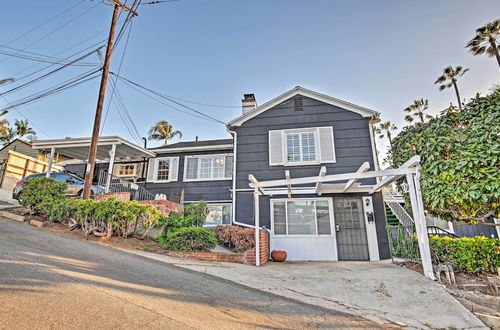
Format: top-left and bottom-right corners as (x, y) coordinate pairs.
(334, 197), (369, 261)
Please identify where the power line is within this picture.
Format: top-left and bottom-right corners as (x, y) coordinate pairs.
(0, 47), (104, 97)
(0, 96), (51, 138)
(5, 0), (86, 46)
(111, 73), (227, 125)
(0, 47), (99, 67)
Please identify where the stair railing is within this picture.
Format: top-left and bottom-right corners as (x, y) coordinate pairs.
(97, 170), (155, 201)
(383, 190), (414, 227)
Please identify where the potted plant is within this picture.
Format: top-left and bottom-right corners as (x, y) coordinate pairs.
(271, 250), (287, 262)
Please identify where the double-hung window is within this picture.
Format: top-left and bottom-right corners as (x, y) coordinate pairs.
(184, 154), (233, 181)
(116, 164), (137, 177)
(204, 204), (232, 227)
(272, 199), (332, 235)
(147, 157), (179, 183)
(269, 127), (336, 166)
(286, 130), (317, 163)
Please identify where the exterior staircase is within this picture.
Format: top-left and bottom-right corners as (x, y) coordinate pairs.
(385, 205), (400, 226)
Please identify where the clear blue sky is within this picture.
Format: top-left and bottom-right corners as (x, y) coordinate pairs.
(1, 0), (499, 154)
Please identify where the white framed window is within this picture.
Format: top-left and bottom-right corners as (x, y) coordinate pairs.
(271, 198), (333, 236)
(146, 157), (179, 183)
(183, 154), (233, 181)
(204, 204), (232, 227)
(116, 164), (138, 177)
(269, 127), (336, 166)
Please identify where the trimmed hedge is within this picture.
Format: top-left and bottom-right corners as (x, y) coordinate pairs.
(214, 225), (254, 252)
(429, 235), (500, 274)
(160, 227), (218, 252)
(20, 177), (67, 214)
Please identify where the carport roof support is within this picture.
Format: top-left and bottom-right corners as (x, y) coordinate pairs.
(32, 136), (154, 161)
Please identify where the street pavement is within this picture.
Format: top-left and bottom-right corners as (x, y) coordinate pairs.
(0, 218), (382, 329)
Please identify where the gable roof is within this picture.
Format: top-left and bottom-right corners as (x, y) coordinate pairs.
(149, 138), (233, 153)
(228, 86), (379, 127)
(0, 139), (32, 152)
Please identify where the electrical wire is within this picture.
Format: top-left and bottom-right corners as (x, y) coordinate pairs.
(0, 47), (99, 67)
(0, 47), (104, 97)
(111, 73), (227, 125)
(0, 96), (51, 138)
(5, 0), (86, 46)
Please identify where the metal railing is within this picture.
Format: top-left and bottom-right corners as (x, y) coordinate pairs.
(97, 170), (155, 201)
(383, 190), (414, 227)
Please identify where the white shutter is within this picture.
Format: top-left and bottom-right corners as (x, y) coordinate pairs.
(269, 130), (284, 166)
(318, 127), (336, 163)
(169, 157), (179, 181)
(146, 158), (156, 182)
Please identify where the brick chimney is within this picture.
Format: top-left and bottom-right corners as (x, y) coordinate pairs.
(242, 93), (257, 114)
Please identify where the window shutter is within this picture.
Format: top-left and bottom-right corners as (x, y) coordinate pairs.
(318, 127), (336, 163)
(269, 130), (284, 165)
(169, 157), (179, 181)
(146, 159), (156, 182)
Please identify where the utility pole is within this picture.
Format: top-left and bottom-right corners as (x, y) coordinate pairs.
(83, 0), (138, 199)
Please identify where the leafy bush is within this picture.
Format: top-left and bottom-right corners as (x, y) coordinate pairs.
(158, 200), (209, 235)
(429, 235), (500, 274)
(20, 177), (67, 214)
(159, 227), (218, 252)
(43, 197), (79, 223)
(214, 225), (255, 252)
(389, 90), (500, 221)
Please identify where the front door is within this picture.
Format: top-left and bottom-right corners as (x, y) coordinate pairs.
(334, 197), (369, 261)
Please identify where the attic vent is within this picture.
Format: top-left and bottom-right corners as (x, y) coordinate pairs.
(293, 95), (303, 111)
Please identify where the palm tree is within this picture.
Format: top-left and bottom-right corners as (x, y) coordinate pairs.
(0, 110), (9, 138)
(377, 121), (398, 148)
(14, 119), (36, 141)
(466, 19), (500, 68)
(148, 120), (182, 145)
(1, 127), (16, 146)
(404, 98), (433, 123)
(0, 78), (14, 86)
(434, 66), (469, 109)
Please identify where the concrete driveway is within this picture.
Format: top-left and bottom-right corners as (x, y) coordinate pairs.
(0, 218), (381, 329)
(126, 251), (487, 329)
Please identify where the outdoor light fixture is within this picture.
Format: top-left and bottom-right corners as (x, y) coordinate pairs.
(401, 182), (410, 193)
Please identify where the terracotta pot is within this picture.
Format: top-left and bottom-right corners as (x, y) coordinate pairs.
(271, 250), (287, 262)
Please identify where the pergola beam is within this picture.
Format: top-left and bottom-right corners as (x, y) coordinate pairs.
(315, 166), (327, 195)
(370, 156), (421, 193)
(285, 170), (292, 198)
(343, 162), (369, 192)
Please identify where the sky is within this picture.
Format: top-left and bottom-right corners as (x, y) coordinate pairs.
(1, 0), (499, 157)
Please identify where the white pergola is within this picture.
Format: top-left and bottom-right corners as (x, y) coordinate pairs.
(248, 155), (436, 280)
(32, 136), (154, 192)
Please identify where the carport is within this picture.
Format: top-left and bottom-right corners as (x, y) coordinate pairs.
(32, 136), (154, 192)
(248, 155), (436, 280)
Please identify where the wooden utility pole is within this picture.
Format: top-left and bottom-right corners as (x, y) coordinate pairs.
(83, 1), (137, 199)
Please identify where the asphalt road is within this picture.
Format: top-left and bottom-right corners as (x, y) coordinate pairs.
(0, 218), (382, 329)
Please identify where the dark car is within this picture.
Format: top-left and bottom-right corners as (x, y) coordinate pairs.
(13, 172), (104, 200)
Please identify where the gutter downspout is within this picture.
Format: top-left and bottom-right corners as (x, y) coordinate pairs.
(227, 127), (253, 229)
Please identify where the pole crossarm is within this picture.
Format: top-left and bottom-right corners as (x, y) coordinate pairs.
(108, 0), (139, 15)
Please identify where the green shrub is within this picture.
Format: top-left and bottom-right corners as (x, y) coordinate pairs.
(214, 225), (255, 252)
(159, 227), (218, 252)
(429, 235), (500, 274)
(20, 177), (67, 213)
(44, 197), (80, 223)
(185, 201), (209, 227)
(158, 200), (209, 235)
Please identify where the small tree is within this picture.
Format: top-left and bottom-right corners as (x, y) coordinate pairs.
(404, 99), (432, 123)
(435, 66), (469, 109)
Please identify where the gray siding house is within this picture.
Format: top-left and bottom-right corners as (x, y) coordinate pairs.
(50, 87), (391, 261)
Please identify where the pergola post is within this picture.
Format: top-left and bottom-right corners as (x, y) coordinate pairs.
(45, 147), (56, 177)
(406, 169), (435, 280)
(105, 144), (117, 193)
(254, 188), (260, 266)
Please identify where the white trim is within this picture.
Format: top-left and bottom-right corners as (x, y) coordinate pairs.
(229, 86), (378, 127)
(270, 197), (335, 237)
(151, 144), (233, 153)
(362, 196), (380, 261)
(182, 153), (233, 182)
(152, 156), (179, 183)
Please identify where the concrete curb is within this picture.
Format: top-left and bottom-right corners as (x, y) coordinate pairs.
(0, 210), (26, 222)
